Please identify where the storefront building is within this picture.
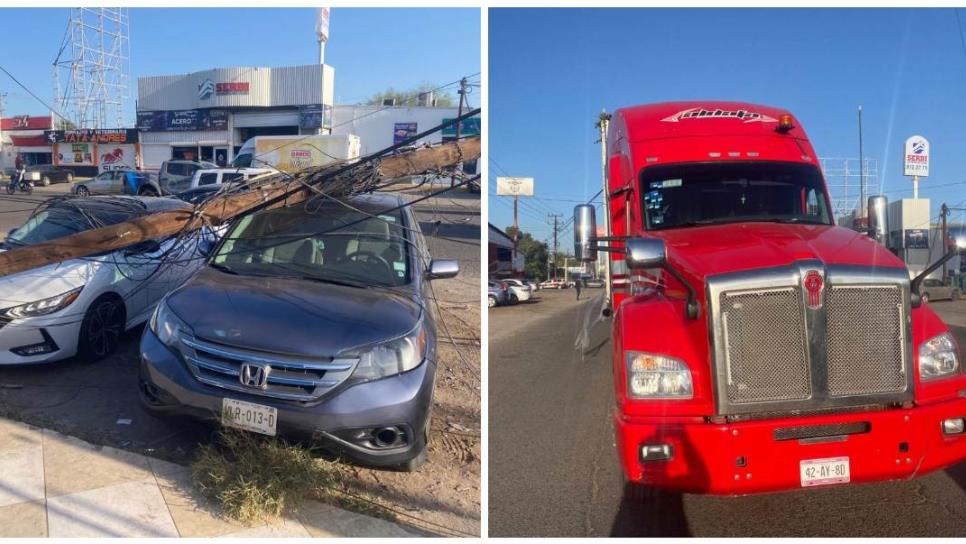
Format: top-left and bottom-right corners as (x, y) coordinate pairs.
(136, 64), (335, 169)
(331, 105), (480, 177)
(44, 129), (140, 176)
(0, 116), (54, 171)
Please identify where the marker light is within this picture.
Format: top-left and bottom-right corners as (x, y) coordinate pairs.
(776, 114), (795, 133)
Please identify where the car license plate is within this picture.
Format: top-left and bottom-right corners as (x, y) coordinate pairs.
(221, 398), (277, 436)
(800, 457), (850, 487)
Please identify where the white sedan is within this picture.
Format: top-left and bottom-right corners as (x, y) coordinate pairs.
(503, 279), (533, 304)
(0, 196), (216, 364)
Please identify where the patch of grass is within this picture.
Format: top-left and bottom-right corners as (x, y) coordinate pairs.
(191, 428), (394, 523)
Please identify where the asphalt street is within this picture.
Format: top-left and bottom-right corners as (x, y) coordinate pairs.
(489, 288), (966, 537)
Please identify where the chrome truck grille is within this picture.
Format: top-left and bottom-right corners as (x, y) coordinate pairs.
(707, 261), (912, 416)
(180, 336), (358, 402)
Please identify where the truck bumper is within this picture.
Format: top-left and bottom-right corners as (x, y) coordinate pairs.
(616, 398), (966, 495)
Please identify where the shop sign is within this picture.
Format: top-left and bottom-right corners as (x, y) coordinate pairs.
(393, 122), (417, 144)
(137, 109), (228, 132)
(299, 105), (330, 129)
(45, 129), (139, 144)
(441, 116), (481, 138)
(904, 229), (929, 249)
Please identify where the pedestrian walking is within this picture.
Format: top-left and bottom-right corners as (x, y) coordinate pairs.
(575, 279), (582, 300)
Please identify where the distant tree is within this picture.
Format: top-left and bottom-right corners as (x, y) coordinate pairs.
(56, 118), (77, 130)
(506, 226), (549, 280)
(366, 83), (456, 107)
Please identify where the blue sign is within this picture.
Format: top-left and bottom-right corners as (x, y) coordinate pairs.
(393, 122), (417, 145)
(137, 109), (228, 132)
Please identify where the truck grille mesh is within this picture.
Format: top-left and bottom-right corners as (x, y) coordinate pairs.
(720, 288), (810, 404)
(825, 285), (905, 396)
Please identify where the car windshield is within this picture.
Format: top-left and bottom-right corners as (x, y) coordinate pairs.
(641, 162), (832, 230)
(212, 201), (412, 287)
(7, 205), (135, 246)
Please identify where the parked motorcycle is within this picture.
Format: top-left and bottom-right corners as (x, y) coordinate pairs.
(6, 167), (33, 195)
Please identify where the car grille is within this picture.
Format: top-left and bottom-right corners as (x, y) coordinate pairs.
(180, 336), (358, 402)
(708, 263), (912, 415)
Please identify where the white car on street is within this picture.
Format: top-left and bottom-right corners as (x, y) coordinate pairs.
(504, 279), (533, 304)
(164, 167), (272, 196)
(0, 196), (217, 365)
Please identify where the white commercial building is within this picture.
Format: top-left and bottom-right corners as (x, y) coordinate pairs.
(137, 64), (335, 169)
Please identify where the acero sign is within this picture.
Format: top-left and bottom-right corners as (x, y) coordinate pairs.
(903, 135), (929, 177)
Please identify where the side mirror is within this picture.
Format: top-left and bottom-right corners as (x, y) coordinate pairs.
(428, 259), (459, 280)
(574, 204), (598, 262)
(198, 238), (216, 257)
(625, 237), (667, 270)
(867, 195), (888, 245)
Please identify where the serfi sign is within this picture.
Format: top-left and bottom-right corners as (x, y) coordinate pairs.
(496, 177), (534, 196)
(903, 135), (929, 177)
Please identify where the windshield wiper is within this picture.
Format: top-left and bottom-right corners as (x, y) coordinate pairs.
(290, 275), (369, 289)
(208, 262), (238, 275)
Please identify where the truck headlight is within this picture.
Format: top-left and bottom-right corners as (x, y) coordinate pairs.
(626, 352), (693, 399)
(350, 323), (427, 381)
(150, 300), (190, 347)
(0, 286), (83, 319)
(919, 332), (960, 380)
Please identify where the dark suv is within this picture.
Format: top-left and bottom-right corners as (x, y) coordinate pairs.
(138, 193), (458, 470)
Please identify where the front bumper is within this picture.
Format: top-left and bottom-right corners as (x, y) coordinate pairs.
(138, 327), (437, 467)
(616, 397), (966, 495)
(0, 319), (80, 364)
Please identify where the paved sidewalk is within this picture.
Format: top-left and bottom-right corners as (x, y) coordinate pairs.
(0, 417), (418, 537)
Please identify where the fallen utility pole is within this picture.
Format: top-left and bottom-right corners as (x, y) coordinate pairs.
(0, 137), (480, 278)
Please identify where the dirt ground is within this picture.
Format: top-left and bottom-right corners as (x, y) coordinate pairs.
(342, 189), (482, 537)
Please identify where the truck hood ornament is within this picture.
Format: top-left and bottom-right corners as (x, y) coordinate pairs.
(803, 269), (825, 309)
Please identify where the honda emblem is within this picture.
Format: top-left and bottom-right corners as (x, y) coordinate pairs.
(239, 363), (270, 389)
(803, 270), (824, 309)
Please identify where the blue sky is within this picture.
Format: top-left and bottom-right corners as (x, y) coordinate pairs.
(0, 7), (480, 120)
(489, 8), (966, 243)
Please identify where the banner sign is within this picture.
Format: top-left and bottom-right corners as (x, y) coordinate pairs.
(904, 229), (929, 249)
(99, 144), (138, 173)
(299, 105), (328, 129)
(393, 122), (418, 144)
(496, 176), (534, 196)
(441, 116), (481, 138)
(45, 129), (139, 144)
(56, 143), (94, 166)
(136, 109), (228, 132)
(903, 135), (930, 177)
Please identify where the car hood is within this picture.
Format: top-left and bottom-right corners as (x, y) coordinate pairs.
(167, 267), (422, 357)
(658, 222), (907, 283)
(0, 251), (93, 306)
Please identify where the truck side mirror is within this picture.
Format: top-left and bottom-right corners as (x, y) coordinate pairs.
(625, 238), (667, 270)
(867, 195), (888, 245)
(574, 204), (597, 262)
(428, 259), (459, 280)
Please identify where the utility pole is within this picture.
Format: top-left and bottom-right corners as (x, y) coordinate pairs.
(942, 203), (950, 281)
(858, 105), (865, 218)
(548, 213), (562, 280)
(451, 77), (468, 188)
(596, 110), (612, 308)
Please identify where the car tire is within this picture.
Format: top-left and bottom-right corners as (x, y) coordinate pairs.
(41, 176), (50, 187)
(75, 186), (90, 196)
(488, 295), (497, 308)
(66, 173), (74, 183)
(510, 294), (519, 305)
(77, 294), (126, 362)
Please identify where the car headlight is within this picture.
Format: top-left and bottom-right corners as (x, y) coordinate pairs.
(350, 323), (427, 381)
(0, 286), (83, 319)
(150, 300), (191, 347)
(626, 351), (693, 399)
(919, 332), (960, 380)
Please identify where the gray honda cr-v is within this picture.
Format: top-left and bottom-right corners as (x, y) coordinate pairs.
(138, 193), (459, 470)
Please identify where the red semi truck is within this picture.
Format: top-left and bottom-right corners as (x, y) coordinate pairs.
(574, 101), (966, 494)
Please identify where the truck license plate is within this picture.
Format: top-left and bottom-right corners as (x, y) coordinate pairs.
(221, 398), (277, 436)
(800, 457), (850, 487)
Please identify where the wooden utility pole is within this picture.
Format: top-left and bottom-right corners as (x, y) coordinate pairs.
(0, 137), (480, 277)
(451, 77), (468, 188)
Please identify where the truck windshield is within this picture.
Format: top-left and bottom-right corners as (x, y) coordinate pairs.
(641, 162), (832, 230)
(231, 153), (252, 168)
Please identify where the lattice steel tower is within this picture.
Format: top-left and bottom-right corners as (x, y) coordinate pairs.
(53, 8), (131, 129)
(820, 157), (879, 221)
